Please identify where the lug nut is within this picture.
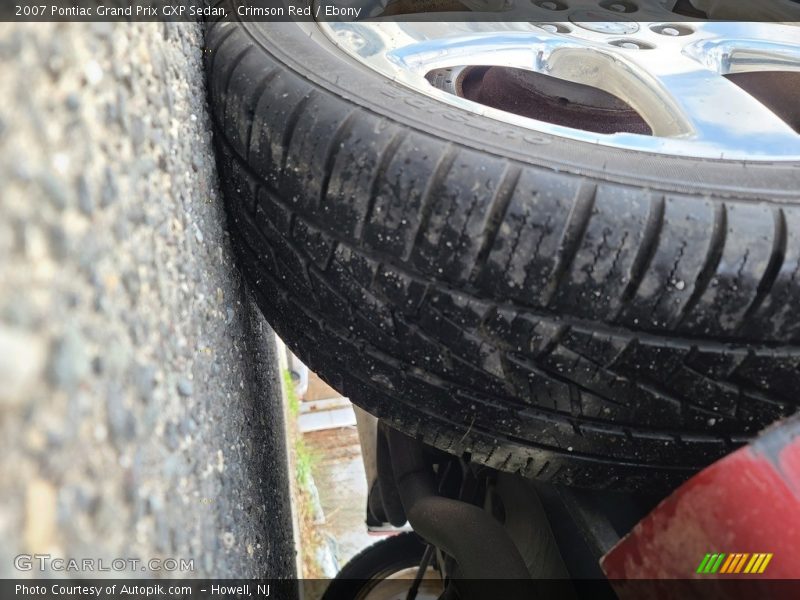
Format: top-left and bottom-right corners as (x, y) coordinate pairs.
(651, 24), (694, 37)
(534, 0), (567, 9)
(534, 22), (570, 33)
(610, 39), (653, 50)
(600, 0), (636, 12)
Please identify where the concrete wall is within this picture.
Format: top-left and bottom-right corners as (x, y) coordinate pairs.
(0, 22), (295, 578)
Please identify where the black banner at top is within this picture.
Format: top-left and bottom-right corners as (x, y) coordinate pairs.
(3, 0), (800, 22)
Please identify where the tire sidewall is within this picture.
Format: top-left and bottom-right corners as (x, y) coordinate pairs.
(321, 533), (428, 600)
(240, 16), (800, 200)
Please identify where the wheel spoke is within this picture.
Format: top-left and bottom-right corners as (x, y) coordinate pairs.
(684, 37), (800, 75)
(616, 50), (799, 151)
(386, 29), (581, 73)
(326, 21), (578, 71)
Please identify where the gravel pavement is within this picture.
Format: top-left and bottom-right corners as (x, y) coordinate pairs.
(0, 22), (295, 578)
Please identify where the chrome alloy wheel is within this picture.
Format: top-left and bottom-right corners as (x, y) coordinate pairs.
(317, 1), (800, 160)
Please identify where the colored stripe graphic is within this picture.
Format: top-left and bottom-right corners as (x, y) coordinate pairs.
(759, 554), (773, 574)
(720, 554), (736, 574)
(735, 554), (750, 573)
(710, 553), (726, 574)
(697, 553), (726, 574)
(698, 552), (773, 575)
(728, 554), (745, 573)
(724, 554), (740, 574)
(719, 554), (736, 573)
(744, 554), (761, 574)
(697, 554), (712, 574)
(748, 554), (766, 574)
(703, 554), (718, 573)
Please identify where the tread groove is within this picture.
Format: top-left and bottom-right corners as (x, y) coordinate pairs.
(543, 181), (597, 306)
(469, 164), (522, 284)
(319, 109), (359, 209)
(244, 66), (281, 162)
(223, 45), (255, 106)
(406, 144), (457, 262)
(674, 203), (728, 329)
(279, 89), (316, 176)
(615, 195), (666, 321)
(207, 24), (238, 79)
(738, 206), (788, 330)
(360, 129), (408, 240)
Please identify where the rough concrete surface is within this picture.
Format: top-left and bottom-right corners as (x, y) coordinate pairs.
(0, 22), (295, 578)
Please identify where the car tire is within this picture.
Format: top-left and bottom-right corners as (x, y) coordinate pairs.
(321, 533), (435, 600)
(205, 11), (800, 490)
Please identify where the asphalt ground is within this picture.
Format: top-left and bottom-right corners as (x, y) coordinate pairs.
(0, 22), (295, 578)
